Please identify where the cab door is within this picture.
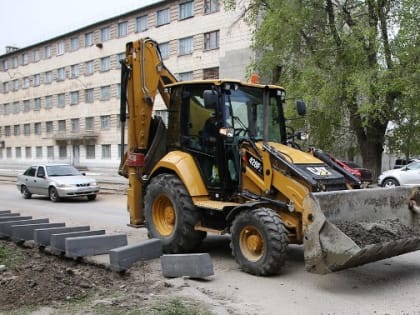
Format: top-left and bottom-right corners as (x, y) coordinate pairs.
(34, 166), (49, 195)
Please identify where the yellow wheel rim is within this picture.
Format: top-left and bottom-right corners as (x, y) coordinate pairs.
(152, 194), (176, 236)
(239, 225), (264, 262)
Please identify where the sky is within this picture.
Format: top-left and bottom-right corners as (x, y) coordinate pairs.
(0, 0), (161, 54)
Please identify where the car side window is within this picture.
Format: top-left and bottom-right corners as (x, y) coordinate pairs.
(24, 167), (36, 177)
(37, 167), (45, 178)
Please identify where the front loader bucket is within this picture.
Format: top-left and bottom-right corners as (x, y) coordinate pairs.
(303, 187), (420, 274)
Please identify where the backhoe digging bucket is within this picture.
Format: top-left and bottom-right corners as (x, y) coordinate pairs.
(303, 187), (420, 274)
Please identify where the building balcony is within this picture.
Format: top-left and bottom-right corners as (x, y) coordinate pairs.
(53, 131), (99, 144)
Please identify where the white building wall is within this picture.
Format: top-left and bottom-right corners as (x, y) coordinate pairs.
(0, 0), (254, 171)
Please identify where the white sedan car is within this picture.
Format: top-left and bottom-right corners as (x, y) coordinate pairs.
(378, 161), (420, 187)
(17, 164), (99, 202)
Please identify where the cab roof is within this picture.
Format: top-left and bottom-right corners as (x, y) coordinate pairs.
(164, 79), (285, 90)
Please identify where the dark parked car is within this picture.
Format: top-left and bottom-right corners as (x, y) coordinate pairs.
(16, 164), (99, 202)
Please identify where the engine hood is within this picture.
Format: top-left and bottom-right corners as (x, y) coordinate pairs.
(264, 142), (323, 164)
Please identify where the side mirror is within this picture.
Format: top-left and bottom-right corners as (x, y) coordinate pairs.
(203, 90), (218, 109)
(296, 100), (306, 116)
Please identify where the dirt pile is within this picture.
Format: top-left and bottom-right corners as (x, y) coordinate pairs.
(0, 240), (162, 311)
(334, 219), (420, 247)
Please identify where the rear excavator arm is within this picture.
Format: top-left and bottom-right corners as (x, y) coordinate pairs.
(119, 38), (177, 226)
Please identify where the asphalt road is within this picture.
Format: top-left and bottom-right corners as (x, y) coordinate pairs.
(2, 182), (420, 314)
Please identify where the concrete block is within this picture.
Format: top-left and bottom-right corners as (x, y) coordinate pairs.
(0, 210), (11, 214)
(11, 223), (65, 242)
(0, 214), (23, 221)
(161, 253), (214, 278)
(109, 238), (162, 272)
(66, 233), (128, 258)
(0, 219), (46, 238)
(34, 226), (90, 246)
(50, 230), (106, 252)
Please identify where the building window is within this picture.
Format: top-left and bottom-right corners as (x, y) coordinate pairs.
(157, 8), (170, 26)
(34, 98), (41, 111)
(101, 144), (111, 159)
(23, 100), (31, 112)
(159, 42), (170, 59)
(117, 22), (128, 37)
(34, 122), (41, 135)
(204, 31), (219, 50)
(86, 145), (95, 159)
(70, 91), (79, 105)
(5, 126), (11, 136)
(116, 52), (125, 69)
(57, 67), (65, 81)
(22, 53), (29, 65)
(13, 101), (20, 114)
(33, 74), (40, 86)
(136, 15), (148, 32)
(45, 96), (53, 109)
(24, 123), (31, 136)
(25, 147), (31, 159)
(3, 103), (10, 115)
(101, 26), (111, 42)
(3, 82), (8, 93)
(47, 146), (54, 159)
(46, 121), (53, 134)
(2, 59), (8, 70)
(204, 0), (219, 14)
(85, 88), (94, 103)
(23, 77), (30, 89)
(13, 125), (20, 136)
(12, 56), (18, 68)
(13, 79), (19, 91)
(45, 45), (52, 59)
(36, 146), (42, 158)
(179, 1), (194, 20)
(100, 115), (111, 129)
(85, 32), (94, 46)
(57, 41), (65, 55)
(85, 61), (94, 75)
(59, 145), (67, 159)
(6, 147), (12, 158)
(117, 83), (121, 99)
(178, 71), (193, 81)
(15, 147), (21, 159)
(100, 86), (111, 101)
(70, 37), (79, 51)
(71, 64), (79, 78)
(57, 93), (65, 108)
(45, 71), (52, 83)
(179, 37), (193, 55)
(85, 117), (94, 130)
(58, 120), (66, 132)
(33, 50), (40, 62)
(71, 118), (80, 133)
(100, 57), (110, 72)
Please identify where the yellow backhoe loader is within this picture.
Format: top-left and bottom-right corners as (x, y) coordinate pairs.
(118, 38), (420, 276)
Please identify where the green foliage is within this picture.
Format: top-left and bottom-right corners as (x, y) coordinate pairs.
(0, 243), (25, 267)
(224, 0), (419, 174)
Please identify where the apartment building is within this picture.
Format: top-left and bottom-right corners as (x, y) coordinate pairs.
(0, 0), (254, 170)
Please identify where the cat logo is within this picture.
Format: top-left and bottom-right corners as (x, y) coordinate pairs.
(307, 166), (332, 176)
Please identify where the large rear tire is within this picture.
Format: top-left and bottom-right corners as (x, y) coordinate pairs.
(144, 174), (206, 253)
(231, 208), (288, 276)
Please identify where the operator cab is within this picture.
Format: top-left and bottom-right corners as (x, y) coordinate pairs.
(168, 80), (288, 200)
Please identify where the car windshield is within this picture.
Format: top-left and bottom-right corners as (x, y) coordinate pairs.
(224, 86), (284, 142)
(46, 165), (80, 176)
(406, 162), (420, 170)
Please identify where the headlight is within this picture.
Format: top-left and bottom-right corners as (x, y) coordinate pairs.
(56, 183), (72, 188)
(90, 181), (97, 186)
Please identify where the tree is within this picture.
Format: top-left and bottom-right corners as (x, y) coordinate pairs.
(224, 0), (419, 178)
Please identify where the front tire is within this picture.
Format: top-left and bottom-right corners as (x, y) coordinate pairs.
(49, 187), (60, 202)
(144, 174), (206, 253)
(382, 178), (400, 188)
(231, 208), (289, 276)
(87, 194), (97, 201)
(21, 185), (32, 199)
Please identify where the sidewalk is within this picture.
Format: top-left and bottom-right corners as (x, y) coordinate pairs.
(0, 167), (128, 194)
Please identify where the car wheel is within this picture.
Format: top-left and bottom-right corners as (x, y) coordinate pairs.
(87, 194), (97, 201)
(49, 187), (60, 202)
(382, 178), (400, 188)
(21, 185), (32, 199)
